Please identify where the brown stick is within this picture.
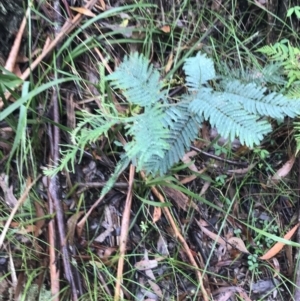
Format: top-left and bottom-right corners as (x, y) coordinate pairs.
(5, 8), (29, 72)
(48, 213), (60, 301)
(293, 156), (300, 299)
(114, 165), (135, 301)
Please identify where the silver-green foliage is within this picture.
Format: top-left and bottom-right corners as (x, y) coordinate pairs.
(46, 52), (300, 180)
(141, 102), (201, 175)
(107, 53), (166, 106)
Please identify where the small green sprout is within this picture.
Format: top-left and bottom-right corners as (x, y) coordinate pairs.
(248, 254), (259, 272)
(253, 148), (269, 160)
(215, 174), (227, 186)
(140, 221), (149, 234)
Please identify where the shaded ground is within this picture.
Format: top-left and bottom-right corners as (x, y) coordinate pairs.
(0, 1), (300, 300)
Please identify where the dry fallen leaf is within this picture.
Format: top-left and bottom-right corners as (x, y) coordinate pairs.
(227, 237), (249, 254)
(237, 289), (252, 301)
(34, 201), (45, 238)
(0, 127), (14, 152)
(136, 250), (163, 298)
(196, 219), (226, 245)
(181, 151), (210, 184)
(160, 25), (171, 33)
(213, 287), (252, 301)
(260, 223), (300, 260)
(227, 163), (256, 175)
(214, 291), (234, 301)
(135, 259), (158, 270)
(254, 0), (267, 9)
(271, 257), (280, 277)
(0, 278), (9, 300)
(70, 7), (96, 17)
(157, 234), (169, 256)
(271, 155), (296, 184)
(181, 151), (199, 173)
(67, 211), (84, 245)
(0, 173), (17, 207)
(196, 220), (249, 255)
(163, 186), (200, 212)
(164, 52), (173, 73)
(152, 206), (161, 223)
(97, 0), (106, 10)
(95, 206), (116, 242)
(147, 279), (163, 299)
(199, 181), (211, 196)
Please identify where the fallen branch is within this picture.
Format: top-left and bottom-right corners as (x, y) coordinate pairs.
(114, 165), (135, 301)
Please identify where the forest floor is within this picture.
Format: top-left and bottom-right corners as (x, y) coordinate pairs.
(1, 1), (300, 300)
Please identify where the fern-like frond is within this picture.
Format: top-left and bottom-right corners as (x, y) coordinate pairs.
(124, 104), (170, 172)
(219, 62), (285, 86)
(257, 41), (300, 87)
(72, 116), (116, 145)
(43, 145), (80, 176)
(257, 42), (289, 60)
(183, 52), (216, 91)
(260, 63), (286, 85)
(106, 52), (165, 107)
(220, 80), (300, 118)
(70, 111), (119, 162)
(44, 51), (300, 179)
(287, 84), (300, 99)
(189, 88), (271, 147)
(142, 101), (201, 175)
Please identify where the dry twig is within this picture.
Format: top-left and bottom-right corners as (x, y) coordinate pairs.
(48, 209), (60, 301)
(114, 164), (135, 300)
(5, 8), (29, 72)
(293, 156), (300, 300)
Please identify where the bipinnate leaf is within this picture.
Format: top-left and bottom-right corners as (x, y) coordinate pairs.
(106, 52), (165, 107)
(183, 52), (216, 90)
(45, 51), (300, 178)
(221, 80), (300, 118)
(189, 88), (272, 147)
(142, 102), (200, 175)
(124, 105), (170, 172)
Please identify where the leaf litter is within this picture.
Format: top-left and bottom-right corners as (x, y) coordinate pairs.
(0, 0), (299, 300)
